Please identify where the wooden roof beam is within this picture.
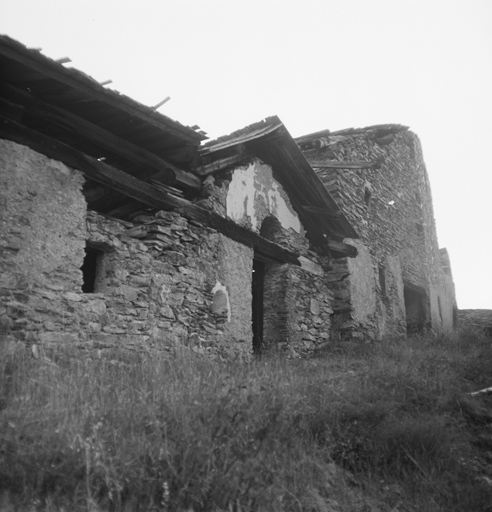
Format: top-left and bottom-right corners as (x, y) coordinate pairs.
(301, 205), (343, 219)
(325, 239), (358, 258)
(0, 36), (204, 143)
(0, 81), (201, 190)
(0, 115), (329, 272)
(195, 153), (250, 176)
(308, 160), (381, 169)
(0, 115), (192, 210)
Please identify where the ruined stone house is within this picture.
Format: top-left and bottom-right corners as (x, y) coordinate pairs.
(296, 126), (458, 340)
(0, 36), (456, 359)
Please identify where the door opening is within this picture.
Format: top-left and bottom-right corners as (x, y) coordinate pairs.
(404, 284), (427, 335)
(252, 258), (265, 353)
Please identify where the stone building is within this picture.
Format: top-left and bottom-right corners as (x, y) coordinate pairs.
(0, 37), (357, 359)
(0, 36), (457, 359)
(296, 125), (458, 340)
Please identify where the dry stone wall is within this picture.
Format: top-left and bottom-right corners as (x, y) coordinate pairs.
(203, 158), (336, 356)
(1, 140), (336, 359)
(305, 127), (456, 338)
(0, 140), (252, 359)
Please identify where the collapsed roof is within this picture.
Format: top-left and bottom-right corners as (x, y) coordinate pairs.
(0, 35), (357, 259)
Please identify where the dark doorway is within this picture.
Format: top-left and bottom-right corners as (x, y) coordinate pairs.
(81, 245), (104, 293)
(404, 284), (426, 335)
(252, 258), (265, 353)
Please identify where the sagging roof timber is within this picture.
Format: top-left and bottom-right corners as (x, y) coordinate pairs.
(295, 124), (410, 151)
(0, 34), (207, 215)
(0, 114), (316, 271)
(199, 117), (359, 258)
(0, 35), (205, 152)
(0, 36), (357, 262)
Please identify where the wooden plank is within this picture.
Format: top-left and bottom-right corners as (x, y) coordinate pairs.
(308, 160), (379, 169)
(0, 115), (193, 210)
(0, 115), (311, 268)
(179, 204), (302, 266)
(301, 205), (342, 218)
(0, 81), (202, 190)
(195, 153), (250, 176)
(0, 36), (204, 143)
(325, 239), (358, 258)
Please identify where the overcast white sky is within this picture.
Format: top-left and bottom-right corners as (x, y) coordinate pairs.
(1, 0), (491, 309)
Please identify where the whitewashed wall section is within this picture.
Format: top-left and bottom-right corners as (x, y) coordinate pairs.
(225, 160), (302, 234)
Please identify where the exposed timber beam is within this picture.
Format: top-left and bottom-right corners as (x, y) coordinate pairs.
(301, 205), (343, 219)
(308, 160), (380, 169)
(0, 115), (328, 270)
(0, 115), (192, 210)
(0, 82), (202, 190)
(325, 239), (358, 258)
(0, 36), (204, 143)
(178, 204), (301, 266)
(195, 153), (250, 176)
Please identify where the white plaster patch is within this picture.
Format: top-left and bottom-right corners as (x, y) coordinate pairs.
(211, 281), (231, 322)
(226, 162), (301, 233)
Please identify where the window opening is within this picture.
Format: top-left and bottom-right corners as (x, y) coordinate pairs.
(378, 265), (386, 296)
(438, 296), (443, 324)
(81, 245), (104, 293)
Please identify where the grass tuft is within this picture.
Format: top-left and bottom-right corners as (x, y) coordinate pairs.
(1, 328), (492, 511)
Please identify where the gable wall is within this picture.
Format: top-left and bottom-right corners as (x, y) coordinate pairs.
(204, 158), (335, 355)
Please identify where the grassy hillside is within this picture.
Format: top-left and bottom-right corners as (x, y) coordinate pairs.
(1, 330), (492, 511)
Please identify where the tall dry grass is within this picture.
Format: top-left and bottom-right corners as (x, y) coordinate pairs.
(0, 328), (491, 511)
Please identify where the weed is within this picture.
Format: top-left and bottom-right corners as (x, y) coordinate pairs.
(0, 330), (491, 510)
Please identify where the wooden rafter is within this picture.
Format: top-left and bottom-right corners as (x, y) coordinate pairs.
(0, 82), (202, 190)
(309, 160), (380, 169)
(0, 115), (192, 210)
(325, 240), (358, 258)
(0, 36), (204, 144)
(0, 115), (329, 269)
(301, 205), (343, 218)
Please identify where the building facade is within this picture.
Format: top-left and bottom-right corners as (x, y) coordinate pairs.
(0, 37), (457, 360)
(297, 125), (457, 340)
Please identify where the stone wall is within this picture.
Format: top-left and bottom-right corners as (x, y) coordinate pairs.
(208, 158), (335, 356)
(0, 140), (252, 359)
(1, 141), (336, 359)
(303, 127), (456, 338)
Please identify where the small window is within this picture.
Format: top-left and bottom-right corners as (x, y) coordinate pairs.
(438, 296), (443, 324)
(378, 265), (386, 296)
(363, 182), (373, 212)
(416, 223), (424, 236)
(81, 245), (104, 293)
